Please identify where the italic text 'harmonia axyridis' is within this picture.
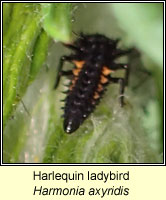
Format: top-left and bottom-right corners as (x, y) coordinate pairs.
(54, 33), (130, 134)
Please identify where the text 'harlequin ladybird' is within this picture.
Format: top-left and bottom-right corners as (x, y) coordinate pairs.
(54, 33), (130, 134)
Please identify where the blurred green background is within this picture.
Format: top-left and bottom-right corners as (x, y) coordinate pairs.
(3, 3), (163, 163)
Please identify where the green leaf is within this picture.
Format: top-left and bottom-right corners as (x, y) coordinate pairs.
(111, 3), (163, 67)
(41, 3), (72, 42)
(3, 3), (50, 128)
(111, 3), (163, 154)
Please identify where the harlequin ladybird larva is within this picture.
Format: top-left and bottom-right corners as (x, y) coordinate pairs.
(54, 33), (131, 134)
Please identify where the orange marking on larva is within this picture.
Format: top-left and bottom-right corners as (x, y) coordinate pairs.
(73, 60), (85, 68)
(70, 77), (78, 90)
(72, 68), (81, 76)
(70, 78), (77, 91)
(74, 76), (78, 81)
(102, 66), (113, 76)
(71, 79), (76, 85)
(93, 92), (100, 99)
(92, 100), (96, 105)
(69, 84), (74, 91)
(72, 79), (76, 84)
(97, 84), (103, 92)
(100, 75), (108, 84)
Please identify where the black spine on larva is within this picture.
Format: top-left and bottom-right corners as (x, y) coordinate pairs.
(63, 33), (123, 133)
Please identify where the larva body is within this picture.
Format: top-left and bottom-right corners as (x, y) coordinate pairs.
(55, 33), (130, 133)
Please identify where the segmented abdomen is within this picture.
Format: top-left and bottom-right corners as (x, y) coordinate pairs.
(63, 60), (111, 133)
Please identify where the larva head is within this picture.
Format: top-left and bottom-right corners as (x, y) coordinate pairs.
(73, 33), (118, 55)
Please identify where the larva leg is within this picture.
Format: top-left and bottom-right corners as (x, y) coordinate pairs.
(109, 77), (126, 107)
(54, 56), (73, 89)
(109, 63), (129, 86)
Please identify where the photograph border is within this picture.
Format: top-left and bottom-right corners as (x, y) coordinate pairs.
(1, 0), (165, 166)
